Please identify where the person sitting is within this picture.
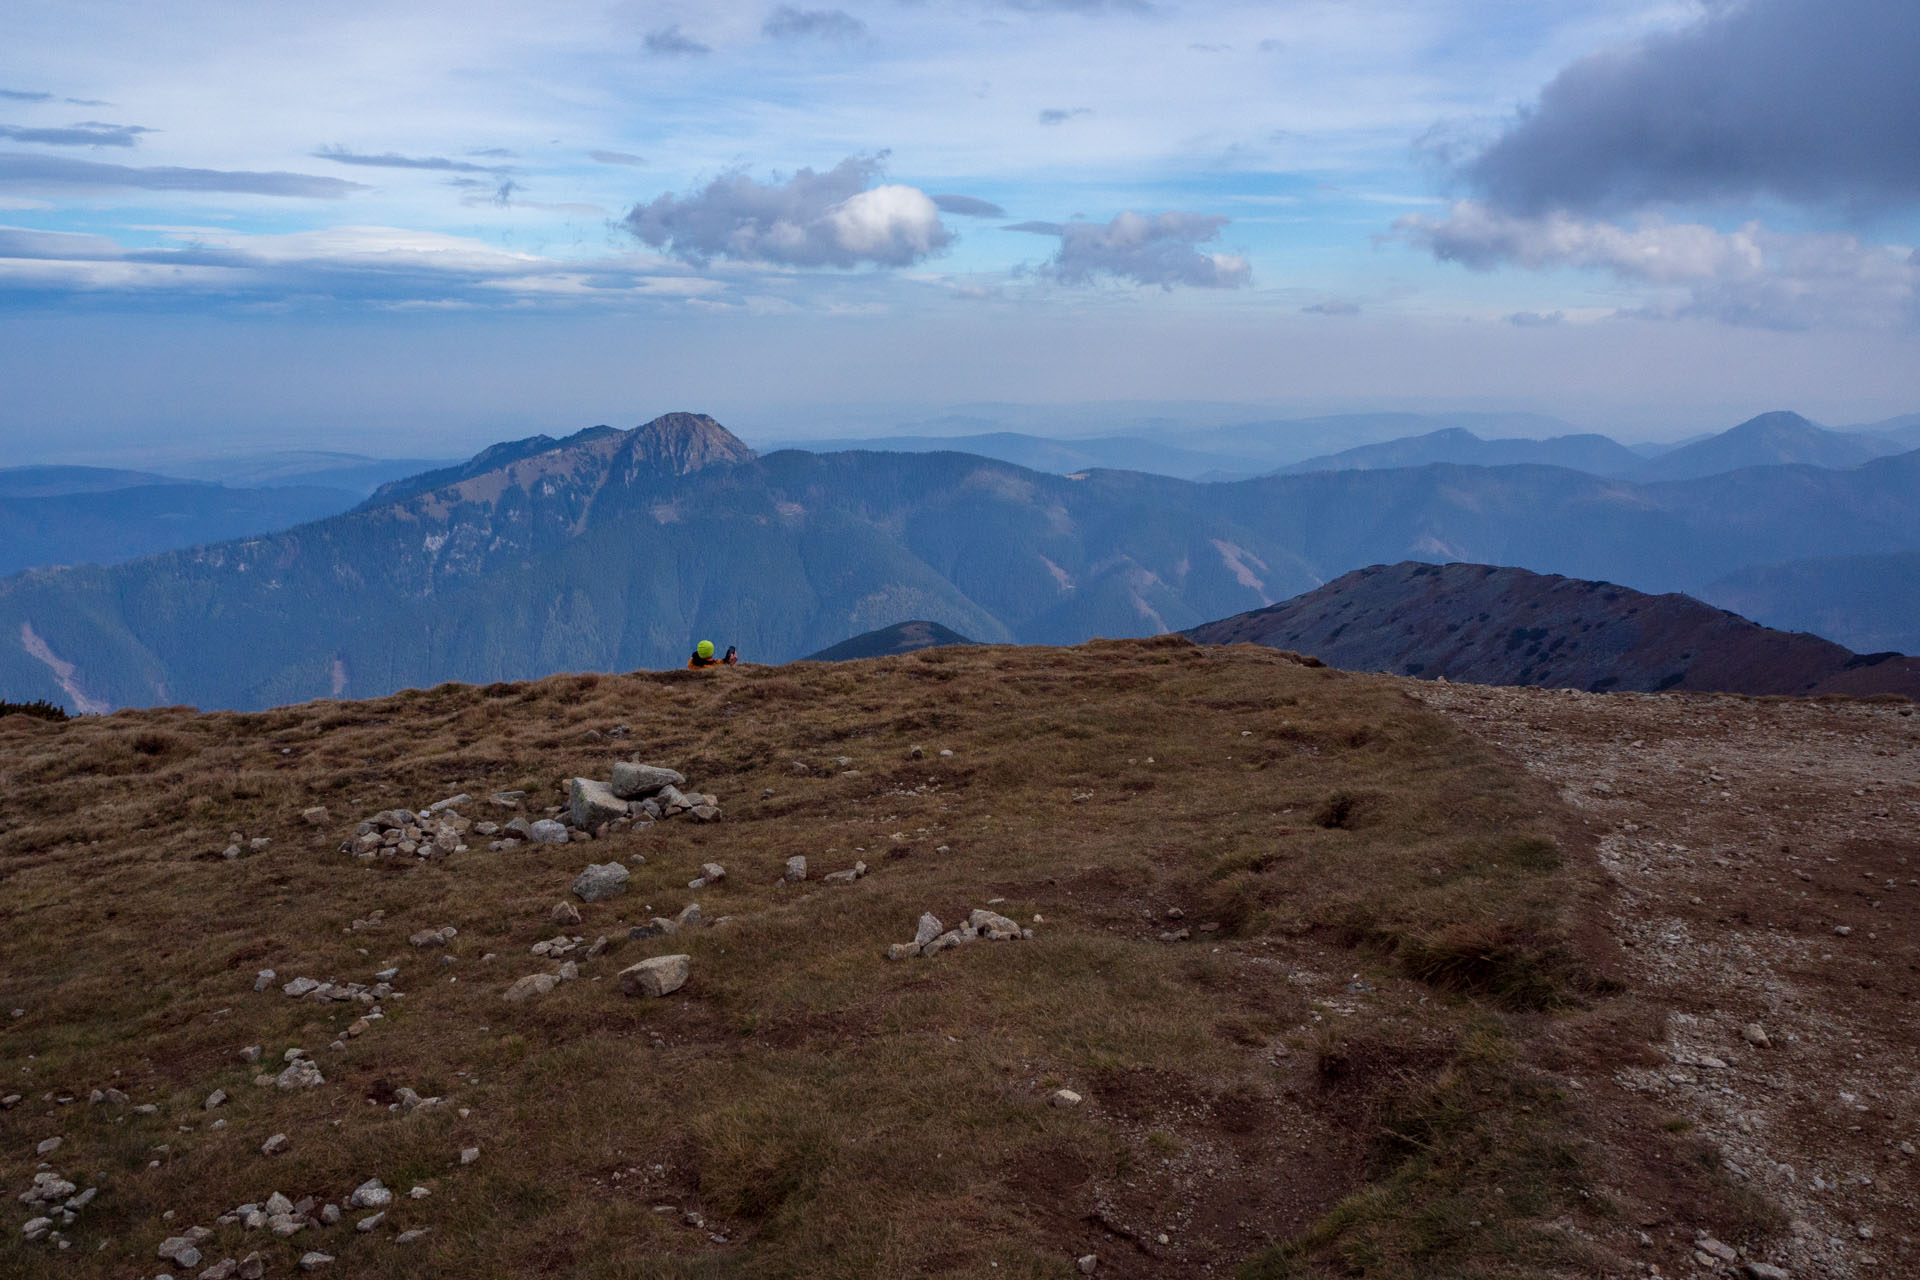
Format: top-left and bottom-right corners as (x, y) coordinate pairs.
(687, 641), (740, 669)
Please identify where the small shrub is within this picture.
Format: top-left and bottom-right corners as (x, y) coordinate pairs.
(0, 698), (69, 722)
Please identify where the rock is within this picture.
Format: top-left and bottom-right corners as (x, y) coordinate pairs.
(202, 1259), (239, 1280)
(699, 862), (725, 883)
(619, 954), (691, 998)
(552, 900), (583, 926)
(276, 1059), (325, 1090)
(1077, 1256), (1099, 1275)
(428, 793), (470, 813)
(572, 861), (630, 902)
(1699, 1237), (1738, 1263)
(503, 973), (559, 1002)
(610, 762), (687, 799)
(409, 926), (457, 948)
(570, 777), (630, 829)
(409, 1185), (431, 1199)
(657, 785), (695, 817)
(356, 1212), (385, 1232)
(461, 1146), (480, 1165)
(914, 913), (943, 948)
(886, 943), (921, 961)
(157, 1237), (203, 1267)
(1050, 1089), (1083, 1109)
(1744, 1265), (1792, 1279)
(689, 804), (722, 823)
(676, 903), (703, 927)
(348, 1179), (392, 1209)
(22, 1217), (52, 1241)
(298, 1252), (334, 1270)
(238, 1252), (266, 1280)
(489, 790), (526, 809)
(784, 856), (807, 882)
(282, 976), (320, 997)
(558, 960), (579, 981)
(586, 936), (608, 958)
(528, 819), (569, 845)
(262, 1133), (290, 1156)
(204, 1089), (228, 1109)
(1742, 1023), (1772, 1048)
(969, 908), (1023, 940)
(395, 1229), (430, 1244)
(240, 1045), (262, 1063)
(823, 861), (868, 885)
(301, 806), (329, 825)
(36, 1136), (62, 1154)
(629, 918), (679, 940)
(790, 760), (810, 775)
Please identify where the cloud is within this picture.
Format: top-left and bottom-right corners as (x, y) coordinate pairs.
(932, 193), (1006, 218)
(1506, 310), (1564, 327)
(1037, 107), (1091, 126)
(0, 122), (149, 147)
(1301, 299), (1359, 316)
(590, 150), (645, 166)
(1008, 210), (1251, 289)
(998, 0), (1153, 12)
(0, 153), (368, 198)
(313, 146), (508, 174)
(1459, 0), (1920, 215)
(762, 7), (867, 41)
(0, 89), (53, 102)
(468, 147), (517, 159)
(644, 25), (711, 56)
(623, 156), (953, 268)
(1396, 201), (1920, 330)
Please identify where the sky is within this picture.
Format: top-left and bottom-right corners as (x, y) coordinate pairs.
(2, 0), (1917, 461)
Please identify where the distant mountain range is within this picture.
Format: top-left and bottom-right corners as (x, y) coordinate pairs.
(803, 620), (977, 662)
(0, 467), (361, 577)
(1187, 561), (1920, 698)
(4, 409), (1918, 712)
(1703, 550), (1920, 657)
(1280, 429), (1648, 477)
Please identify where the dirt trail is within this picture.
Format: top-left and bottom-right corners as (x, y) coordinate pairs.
(1422, 682), (1920, 1279)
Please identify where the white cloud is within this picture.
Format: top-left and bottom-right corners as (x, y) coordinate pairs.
(1009, 210), (1251, 289)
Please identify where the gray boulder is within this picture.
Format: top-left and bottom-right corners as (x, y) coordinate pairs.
(569, 778), (629, 829)
(527, 819), (569, 845)
(502, 973), (559, 1002)
(618, 955), (690, 998)
(572, 862), (630, 902)
(611, 762), (686, 799)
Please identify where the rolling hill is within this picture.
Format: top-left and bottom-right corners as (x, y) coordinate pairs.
(1280, 428), (1646, 476)
(802, 619), (977, 662)
(1702, 550), (1920, 657)
(1186, 561), (1920, 697)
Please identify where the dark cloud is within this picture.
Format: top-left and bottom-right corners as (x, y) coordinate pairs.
(1037, 107), (1091, 126)
(644, 25), (711, 56)
(763, 6), (867, 41)
(0, 152), (368, 198)
(933, 193), (1006, 218)
(1, 89), (54, 102)
(590, 150), (645, 166)
(1462, 0), (1920, 214)
(0, 122), (149, 147)
(313, 146), (508, 174)
(624, 155), (952, 268)
(1301, 299), (1359, 316)
(468, 147), (517, 159)
(1008, 211), (1251, 289)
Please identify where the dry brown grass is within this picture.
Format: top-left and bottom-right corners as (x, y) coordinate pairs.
(0, 638), (1702, 1277)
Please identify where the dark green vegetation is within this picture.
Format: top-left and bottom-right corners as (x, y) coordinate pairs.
(6, 412), (1920, 712)
(0, 696), (69, 721)
(1188, 561), (1920, 698)
(0, 640), (1754, 1278)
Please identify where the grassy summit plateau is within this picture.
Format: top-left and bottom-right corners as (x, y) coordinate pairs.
(0, 639), (1759, 1278)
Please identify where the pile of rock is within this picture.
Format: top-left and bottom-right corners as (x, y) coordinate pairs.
(626, 903), (706, 940)
(278, 974), (395, 1004)
(346, 800), (472, 861)
(570, 762), (722, 832)
(217, 833), (273, 861)
(502, 964), (579, 1002)
(18, 1169), (96, 1246)
(886, 909), (1032, 961)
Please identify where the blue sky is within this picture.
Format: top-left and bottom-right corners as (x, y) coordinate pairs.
(2, 0), (1917, 460)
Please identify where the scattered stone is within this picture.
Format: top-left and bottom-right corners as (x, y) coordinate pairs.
(298, 1251), (334, 1270)
(1834, 925), (1852, 936)
(409, 1185), (431, 1199)
(157, 1236), (203, 1267)
(301, 806), (329, 826)
(619, 954), (691, 998)
(36, 1136), (62, 1155)
(914, 913), (943, 948)
(784, 856), (807, 882)
(204, 1089), (228, 1110)
(1698, 1237), (1738, 1263)
(489, 790), (526, 809)
(629, 918), (679, 940)
(348, 1179), (392, 1209)
(969, 908), (1022, 940)
(394, 1229), (430, 1245)
(275, 1059), (325, 1090)
(528, 819), (569, 845)
(611, 762), (686, 799)
(1050, 1089), (1083, 1109)
(347, 1018), (369, 1038)
(1742, 1023), (1772, 1049)
(203, 1260), (238, 1280)
(22, 1217), (52, 1241)
(1077, 1255), (1099, 1274)
(675, 903), (703, 927)
(586, 936), (609, 959)
(821, 861), (868, 885)
(886, 943), (920, 961)
(552, 900), (583, 926)
(356, 1212), (385, 1232)
(238, 1252), (266, 1280)
(461, 1146), (481, 1165)
(282, 976), (320, 997)
(503, 973), (560, 1002)
(700, 862), (725, 883)
(1744, 1264), (1792, 1279)
(240, 1045), (262, 1063)
(572, 861), (630, 902)
(570, 777), (630, 829)
(261, 1133), (290, 1156)
(409, 926), (457, 949)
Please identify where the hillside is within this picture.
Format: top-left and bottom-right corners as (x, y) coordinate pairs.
(1703, 550), (1920, 657)
(9, 411), (1920, 712)
(0, 466), (188, 498)
(802, 619), (977, 661)
(1280, 427), (1645, 476)
(12, 637), (1897, 1279)
(1187, 561), (1920, 697)
(1634, 410), (1907, 481)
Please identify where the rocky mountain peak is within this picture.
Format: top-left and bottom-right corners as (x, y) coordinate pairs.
(616, 412), (756, 478)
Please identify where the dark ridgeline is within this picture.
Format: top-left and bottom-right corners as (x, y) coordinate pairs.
(802, 620), (978, 662)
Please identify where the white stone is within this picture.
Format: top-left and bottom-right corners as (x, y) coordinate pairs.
(1050, 1089), (1083, 1109)
(619, 954), (691, 998)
